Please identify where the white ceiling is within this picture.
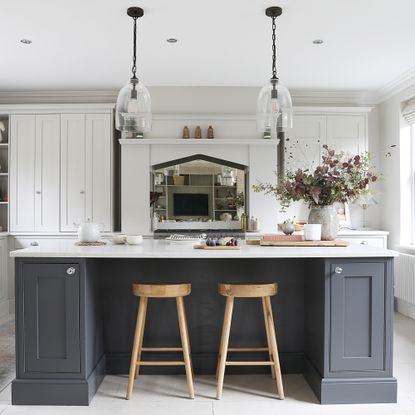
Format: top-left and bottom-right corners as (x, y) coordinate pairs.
(1, 0), (415, 92)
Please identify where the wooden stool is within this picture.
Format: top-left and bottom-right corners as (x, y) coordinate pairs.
(216, 283), (284, 400)
(126, 283), (194, 400)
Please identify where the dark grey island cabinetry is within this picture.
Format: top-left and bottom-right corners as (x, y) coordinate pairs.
(10, 241), (398, 406)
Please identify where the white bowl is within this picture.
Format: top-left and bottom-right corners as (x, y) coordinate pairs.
(112, 234), (127, 244)
(126, 235), (143, 245)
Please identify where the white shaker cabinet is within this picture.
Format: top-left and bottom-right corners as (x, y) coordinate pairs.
(285, 115), (326, 172)
(0, 236), (8, 318)
(285, 110), (369, 172)
(10, 114), (60, 232)
(326, 115), (366, 156)
(61, 113), (112, 232)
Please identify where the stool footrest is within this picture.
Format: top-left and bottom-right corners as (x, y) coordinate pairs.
(138, 361), (185, 366)
(227, 347), (269, 352)
(141, 347), (183, 352)
(225, 361), (274, 366)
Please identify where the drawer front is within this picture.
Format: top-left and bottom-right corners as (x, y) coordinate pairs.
(341, 237), (385, 248)
(14, 237), (76, 250)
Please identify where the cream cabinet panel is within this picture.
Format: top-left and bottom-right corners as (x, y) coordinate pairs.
(0, 237), (7, 311)
(10, 115), (36, 231)
(34, 115), (60, 232)
(326, 115), (366, 156)
(61, 113), (112, 232)
(86, 114), (112, 231)
(61, 114), (87, 231)
(285, 115), (326, 172)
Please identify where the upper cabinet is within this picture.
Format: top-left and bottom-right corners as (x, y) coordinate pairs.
(10, 114), (60, 232)
(9, 105), (114, 233)
(61, 113), (112, 232)
(285, 109), (369, 173)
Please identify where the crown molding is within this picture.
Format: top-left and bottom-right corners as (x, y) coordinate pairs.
(376, 66), (415, 103)
(0, 90), (118, 105)
(290, 89), (379, 106)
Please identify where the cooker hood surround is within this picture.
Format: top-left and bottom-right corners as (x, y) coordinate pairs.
(120, 139), (278, 234)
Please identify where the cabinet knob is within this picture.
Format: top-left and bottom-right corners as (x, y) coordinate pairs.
(80, 190), (85, 194)
(335, 267), (343, 274)
(66, 267), (76, 275)
(360, 240), (368, 245)
(35, 191), (41, 195)
(30, 241), (39, 247)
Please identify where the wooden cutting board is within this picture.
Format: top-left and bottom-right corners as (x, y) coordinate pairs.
(259, 240), (349, 247)
(193, 245), (241, 250)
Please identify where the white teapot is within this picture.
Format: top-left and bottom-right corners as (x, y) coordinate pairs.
(75, 219), (103, 243)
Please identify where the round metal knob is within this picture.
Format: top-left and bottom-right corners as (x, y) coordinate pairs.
(360, 240), (368, 245)
(35, 191), (41, 195)
(335, 267), (343, 274)
(30, 241), (39, 247)
(66, 267), (76, 275)
(80, 190), (85, 194)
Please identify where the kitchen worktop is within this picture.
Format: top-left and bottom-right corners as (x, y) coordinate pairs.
(10, 238), (398, 258)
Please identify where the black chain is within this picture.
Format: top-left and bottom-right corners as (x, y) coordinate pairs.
(131, 16), (138, 80)
(271, 16), (277, 80)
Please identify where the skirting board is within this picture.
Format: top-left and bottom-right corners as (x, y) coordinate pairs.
(303, 357), (397, 404)
(395, 297), (415, 320)
(11, 356), (106, 406)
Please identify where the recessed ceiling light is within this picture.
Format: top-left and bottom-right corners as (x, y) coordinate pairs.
(166, 38), (178, 43)
(20, 39), (32, 44)
(313, 39), (324, 45)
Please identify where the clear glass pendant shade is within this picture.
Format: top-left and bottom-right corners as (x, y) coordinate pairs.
(115, 79), (152, 133)
(256, 81), (293, 136)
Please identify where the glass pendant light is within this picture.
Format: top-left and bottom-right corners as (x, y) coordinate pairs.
(257, 7), (292, 137)
(115, 7), (151, 137)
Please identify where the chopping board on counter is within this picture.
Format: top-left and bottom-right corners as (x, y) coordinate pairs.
(259, 240), (350, 247)
(193, 245), (241, 250)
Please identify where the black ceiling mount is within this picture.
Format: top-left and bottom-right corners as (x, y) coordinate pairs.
(265, 6), (282, 18)
(127, 7), (144, 18)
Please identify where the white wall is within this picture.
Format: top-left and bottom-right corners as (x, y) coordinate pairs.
(379, 85), (415, 248)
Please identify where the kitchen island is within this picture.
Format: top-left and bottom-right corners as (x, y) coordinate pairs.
(10, 240), (398, 405)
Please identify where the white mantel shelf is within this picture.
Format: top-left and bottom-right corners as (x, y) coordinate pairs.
(10, 239), (398, 259)
(119, 138), (278, 146)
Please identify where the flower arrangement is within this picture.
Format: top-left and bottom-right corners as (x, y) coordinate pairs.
(253, 145), (378, 211)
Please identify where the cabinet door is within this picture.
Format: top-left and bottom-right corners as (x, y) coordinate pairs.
(9, 115), (36, 232)
(285, 115), (326, 172)
(61, 114), (86, 231)
(35, 115), (60, 232)
(22, 263), (81, 374)
(329, 262), (386, 372)
(86, 114), (112, 231)
(326, 115), (366, 155)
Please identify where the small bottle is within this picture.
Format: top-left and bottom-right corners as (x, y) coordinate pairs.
(240, 213), (246, 231)
(182, 126), (190, 139)
(195, 126), (202, 139)
(253, 217), (259, 232)
(152, 212), (159, 231)
(207, 125), (214, 139)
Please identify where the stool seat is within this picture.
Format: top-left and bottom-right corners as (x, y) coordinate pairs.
(218, 282), (278, 298)
(132, 283), (191, 298)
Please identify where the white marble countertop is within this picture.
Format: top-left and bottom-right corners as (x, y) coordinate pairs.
(10, 239), (398, 258)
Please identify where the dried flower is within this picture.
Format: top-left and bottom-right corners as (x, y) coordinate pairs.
(253, 146), (380, 211)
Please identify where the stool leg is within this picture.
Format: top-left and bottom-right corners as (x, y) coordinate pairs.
(176, 296), (195, 399)
(264, 296), (285, 399)
(262, 297), (276, 380)
(135, 297), (148, 379)
(126, 296), (148, 400)
(216, 296), (234, 400)
(182, 305), (195, 379)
